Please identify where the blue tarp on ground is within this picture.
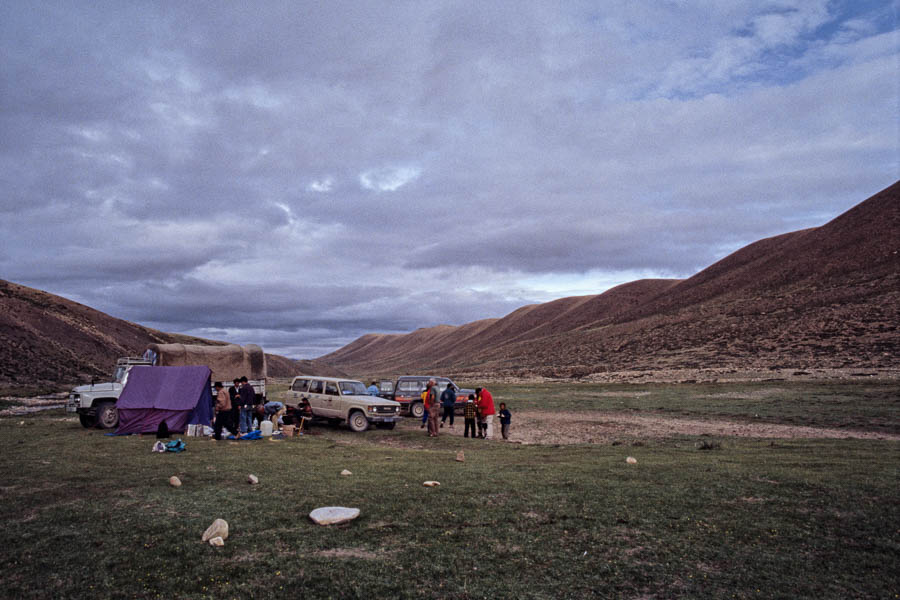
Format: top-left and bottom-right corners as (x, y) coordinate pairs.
(115, 366), (213, 435)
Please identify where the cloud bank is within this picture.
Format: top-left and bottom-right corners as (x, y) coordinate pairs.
(1, 1), (897, 357)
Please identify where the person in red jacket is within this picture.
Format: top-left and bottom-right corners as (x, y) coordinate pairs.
(475, 387), (495, 440)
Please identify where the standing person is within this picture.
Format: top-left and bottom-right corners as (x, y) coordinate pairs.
(463, 394), (477, 438)
(238, 376), (256, 433)
(420, 387), (430, 429)
(440, 383), (456, 429)
(228, 378), (241, 433)
(498, 402), (512, 440)
(427, 379), (441, 437)
(367, 381), (379, 396)
(213, 381), (236, 440)
(476, 387), (496, 440)
(476, 397), (485, 438)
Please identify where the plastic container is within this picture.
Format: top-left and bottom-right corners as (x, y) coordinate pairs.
(259, 420), (273, 436)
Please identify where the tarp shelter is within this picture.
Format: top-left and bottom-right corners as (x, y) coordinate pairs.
(144, 343), (267, 382)
(116, 366), (213, 435)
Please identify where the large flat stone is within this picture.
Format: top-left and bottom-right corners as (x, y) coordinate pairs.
(309, 506), (360, 525)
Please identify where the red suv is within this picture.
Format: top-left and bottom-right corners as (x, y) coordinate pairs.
(385, 376), (474, 418)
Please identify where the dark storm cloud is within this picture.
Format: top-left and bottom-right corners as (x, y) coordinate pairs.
(1, 1), (897, 358)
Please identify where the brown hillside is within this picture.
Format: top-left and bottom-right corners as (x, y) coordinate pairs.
(322, 181), (900, 378)
(0, 279), (339, 387)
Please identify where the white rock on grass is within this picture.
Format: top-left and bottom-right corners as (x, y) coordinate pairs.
(169, 476), (182, 487)
(340, 469), (352, 476)
(309, 507), (360, 526)
(248, 474), (259, 485)
(208, 536), (225, 547)
(456, 451), (465, 462)
(626, 456), (637, 464)
(423, 481), (441, 487)
(201, 518), (229, 542)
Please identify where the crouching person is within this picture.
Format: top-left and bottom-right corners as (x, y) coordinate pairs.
(264, 401), (285, 424)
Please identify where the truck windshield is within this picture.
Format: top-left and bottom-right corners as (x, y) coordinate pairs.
(339, 381), (368, 396)
(113, 366), (128, 383)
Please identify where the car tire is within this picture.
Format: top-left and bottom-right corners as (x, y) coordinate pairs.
(376, 422), (396, 430)
(95, 402), (118, 429)
(79, 413), (96, 428)
(410, 402), (424, 419)
(348, 411), (369, 433)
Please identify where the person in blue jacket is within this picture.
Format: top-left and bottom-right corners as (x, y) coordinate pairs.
(440, 384), (456, 429)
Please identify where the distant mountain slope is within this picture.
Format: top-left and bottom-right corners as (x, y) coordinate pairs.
(321, 181), (900, 377)
(0, 280), (342, 386)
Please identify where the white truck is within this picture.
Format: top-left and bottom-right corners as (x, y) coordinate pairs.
(67, 343), (267, 429)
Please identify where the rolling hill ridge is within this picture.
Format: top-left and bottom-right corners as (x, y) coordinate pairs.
(0, 280), (343, 387)
(321, 181), (900, 378)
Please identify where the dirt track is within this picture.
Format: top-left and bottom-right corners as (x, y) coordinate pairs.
(434, 410), (900, 445)
(0, 396), (66, 417)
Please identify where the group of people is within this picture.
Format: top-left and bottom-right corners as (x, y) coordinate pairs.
(211, 377), (311, 440)
(212, 376), (512, 441)
(420, 380), (511, 440)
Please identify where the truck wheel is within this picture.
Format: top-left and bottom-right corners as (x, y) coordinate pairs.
(348, 411), (369, 433)
(96, 402), (118, 429)
(410, 402), (424, 419)
(79, 414), (96, 428)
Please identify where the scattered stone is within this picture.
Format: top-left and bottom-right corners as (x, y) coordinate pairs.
(169, 476), (182, 487)
(201, 518), (229, 542)
(626, 456), (637, 464)
(248, 474), (259, 485)
(340, 469), (352, 476)
(309, 506), (361, 525)
(455, 451), (465, 462)
(695, 440), (721, 450)
(423, 481), (441, 487)
(208, 536), (225, 547)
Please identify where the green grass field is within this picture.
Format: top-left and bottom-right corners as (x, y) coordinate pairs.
(1, 381), (898, 599)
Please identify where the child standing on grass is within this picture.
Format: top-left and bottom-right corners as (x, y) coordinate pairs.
(498, 402), (511, 440)
(464, 394), (477, 438)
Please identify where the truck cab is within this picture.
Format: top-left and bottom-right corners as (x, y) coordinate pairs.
(67, 356), (152, 429)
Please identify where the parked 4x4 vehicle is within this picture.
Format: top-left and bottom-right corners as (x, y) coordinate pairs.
(289, 376), (402, 432)
(385, 376), (475, 419)
(67, 356), (152, 429)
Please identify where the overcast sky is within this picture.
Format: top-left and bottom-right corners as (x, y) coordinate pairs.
(2, 1), (897, 358)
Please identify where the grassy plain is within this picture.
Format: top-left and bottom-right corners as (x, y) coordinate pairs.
(0, 381), (897, 599)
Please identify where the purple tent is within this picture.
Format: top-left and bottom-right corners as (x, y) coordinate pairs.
(116, 366), (213, 435)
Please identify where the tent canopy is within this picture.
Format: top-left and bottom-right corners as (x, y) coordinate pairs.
(116, 365), (213, 434)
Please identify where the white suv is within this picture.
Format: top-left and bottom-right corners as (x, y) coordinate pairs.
(289, 376), (402, 432)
